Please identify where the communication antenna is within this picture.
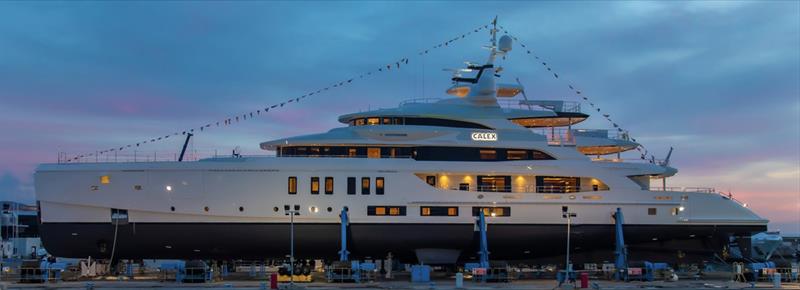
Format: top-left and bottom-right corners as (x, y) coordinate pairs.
(663, 147), (674, 166)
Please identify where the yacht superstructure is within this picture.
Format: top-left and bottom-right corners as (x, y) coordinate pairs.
(34, 23), (767, 265)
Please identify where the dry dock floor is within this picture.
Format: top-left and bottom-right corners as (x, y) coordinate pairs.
(1, 280), (798, 290)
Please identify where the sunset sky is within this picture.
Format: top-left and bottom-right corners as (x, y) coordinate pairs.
(0, 1), (798, 234)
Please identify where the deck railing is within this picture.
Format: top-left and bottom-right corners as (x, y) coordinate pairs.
(647, 186), (748, 206)
(56, 150), (420, 164)
(445, 184), (584, 194)
(399, 97), (443, 106)
(591, 157), (667, 165)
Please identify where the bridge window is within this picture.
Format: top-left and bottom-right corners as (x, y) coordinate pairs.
(479, 149), (497, 160)
(310, 177), (319, 195)
(506, 150), (527, 160)
(288, 177), (297, 195)
(348, 117), (491, 129)
(325, 177), (334, 195)
(277, 145), (554, 161)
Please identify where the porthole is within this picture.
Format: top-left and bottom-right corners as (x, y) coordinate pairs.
(133, 185), (143, 190)
(170, 206), (175, 211)
(204, 206), (210, 212)
(273, 207), (279, 212)
(239, 206), (244, 212)
(327, 207), (333, 212)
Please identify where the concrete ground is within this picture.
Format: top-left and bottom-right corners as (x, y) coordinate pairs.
(1, 279), (798, 290)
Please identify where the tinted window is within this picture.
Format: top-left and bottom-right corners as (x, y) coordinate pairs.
(347, 177), (356, 195)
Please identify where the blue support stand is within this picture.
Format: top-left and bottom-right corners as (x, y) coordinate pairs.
(478, 210), (490, 269)
(339, 208), (350, 262)
(614, 207), (628, 281)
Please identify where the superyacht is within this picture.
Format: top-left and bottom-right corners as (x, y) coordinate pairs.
(34, 23), (768, 265)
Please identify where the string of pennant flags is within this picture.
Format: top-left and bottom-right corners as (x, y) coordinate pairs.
(65, 22), (493, 163)
(498, 25), (656, 162)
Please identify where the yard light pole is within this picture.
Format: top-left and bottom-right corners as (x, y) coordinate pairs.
(561, 206), (577, 273)
(284, 205), (300, 288)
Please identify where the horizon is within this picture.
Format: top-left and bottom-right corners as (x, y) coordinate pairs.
(0, 1), (798, 235)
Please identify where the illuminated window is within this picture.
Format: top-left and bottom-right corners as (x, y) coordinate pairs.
(376, 177), (384, 195)
(288, 177), (297, 195)
(355, 119), (365, 126)
(325, 177), (334, 195)
(367, 118), (380, 125)
(100, 175), (110, 184)
(471, 207), (511, 217)
(671, 207), (680, 216)
(389, 148), (397, 157)
(382, 117), (392, 124)
(361, 177), (370, 195)
(367, 148), (381, 158)
(459, 183), (469, 191)
(421, 206), (459, 216)
(582, 195), (602, 200)
(309, 147), (320, 156)
(648, 208), (657, 215)
(310, 177), (319, 195)
(506, 150), (527, 160)
(348, 148), (357, 157)
(479, 149), (497, 160)
(368, 206), (406, 216)
(655, 196), (672, 200)
(347, 177), (356, 195)
(448, 207), (458, 216)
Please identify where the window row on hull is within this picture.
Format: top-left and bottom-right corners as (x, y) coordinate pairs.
(347, 116), (492, 129)
(277, 146), (555, 161)
(366, 206), (509, 217)
(421, 174), (610, 194)
(289, 176), (384, 195)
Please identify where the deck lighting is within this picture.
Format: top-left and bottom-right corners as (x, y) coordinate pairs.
(742, 203), (748, 208)
(678, 206), (685, 212)
(165, 185), (172, 191)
